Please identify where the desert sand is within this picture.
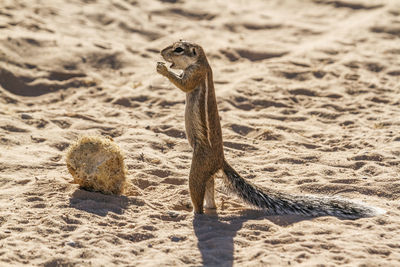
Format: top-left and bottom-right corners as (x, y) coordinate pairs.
(0, 0), (400, 266)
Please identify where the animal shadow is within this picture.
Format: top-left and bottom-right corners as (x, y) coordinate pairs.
(193, 209), (311, 267)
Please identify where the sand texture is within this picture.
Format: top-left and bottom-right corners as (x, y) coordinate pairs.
(1, 0), (400, 266)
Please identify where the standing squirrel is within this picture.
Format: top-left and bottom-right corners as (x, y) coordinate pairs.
(156, 40), (383, 218)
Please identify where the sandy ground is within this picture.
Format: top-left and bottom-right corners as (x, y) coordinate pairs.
(1, 0), (400, 266)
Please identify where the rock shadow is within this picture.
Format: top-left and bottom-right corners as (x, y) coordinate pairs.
(69, 189), (129, 216)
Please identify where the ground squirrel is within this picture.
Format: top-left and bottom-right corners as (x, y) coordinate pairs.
(156, 40), (383, 218)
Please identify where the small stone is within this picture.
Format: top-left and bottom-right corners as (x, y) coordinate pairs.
(168, 211), (178, 218)
(170, 236), (180, 242)
(66, 240), (76, 247)
(21, 113), (32, 120)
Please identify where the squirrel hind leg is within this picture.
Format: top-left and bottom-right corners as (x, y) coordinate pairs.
(189, 170), (208, 214)
(204, 177), (216, 209)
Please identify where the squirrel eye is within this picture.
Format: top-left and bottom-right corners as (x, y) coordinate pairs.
(174, 47), (184, 53)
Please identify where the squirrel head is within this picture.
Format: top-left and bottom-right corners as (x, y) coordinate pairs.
(160, 41), (205, 70)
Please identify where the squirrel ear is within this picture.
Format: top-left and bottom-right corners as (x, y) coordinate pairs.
(192, 48), (197, 56)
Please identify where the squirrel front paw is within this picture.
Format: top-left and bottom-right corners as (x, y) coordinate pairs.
(156, 62), (168, 76)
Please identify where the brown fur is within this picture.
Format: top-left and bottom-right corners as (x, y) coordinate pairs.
(157, 41), (223, 213)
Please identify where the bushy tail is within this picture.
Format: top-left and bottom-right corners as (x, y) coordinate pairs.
(222, 160), (384, 219)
